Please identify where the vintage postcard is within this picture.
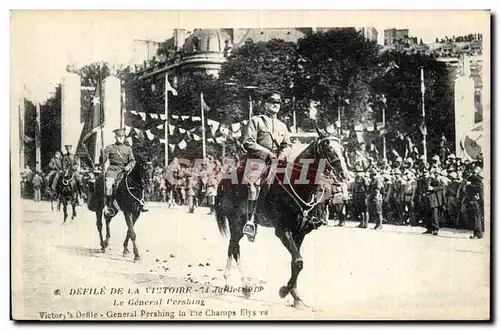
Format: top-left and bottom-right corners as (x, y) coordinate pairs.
(10, 10), (490, 320)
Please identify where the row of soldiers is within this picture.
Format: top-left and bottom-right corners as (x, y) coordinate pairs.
(328, 152), (484, 239)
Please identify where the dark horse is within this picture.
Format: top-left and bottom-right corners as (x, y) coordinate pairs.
(214, 128), (348, 309)
(54, 169), (79, 223)
(87, 156), (150, 261)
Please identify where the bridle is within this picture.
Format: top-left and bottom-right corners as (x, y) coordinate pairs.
(270, 135), (346, 224)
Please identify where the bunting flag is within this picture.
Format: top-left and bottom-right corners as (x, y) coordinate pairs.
(220, 126), (229, 135)
(172, 115), (179, 120)
(130, 110), (138, 115)
(159, 114), (166, 120)
(150, 113), (158, 119)
(178, 128), (186, 134)
(181, 115), (190, 121)
(242, 120), (248, 126)
(138, 112), (146, 121)
(145, 130), (155, 140)
(215, 136), (226, 144)
(178, 139), (187, 150)
(231, 123), (241, 132)
(192, 134), (201, 141)
(207, 137), (214, 143)
(169, 144), (176, 152)
(192, 116), (201, 122)
(159, 138), (165, 144)
(168, 124), (175, 135)
(156, 124), (164, 129)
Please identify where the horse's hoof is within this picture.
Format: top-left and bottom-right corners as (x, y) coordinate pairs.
(123, 250), (130, 257)
(100, 247), (106, 253)
(293, 299), (306, 310)
(242, 287), (252, 299)
(134, 256), (141, 262)
(279, 286), (290, 299)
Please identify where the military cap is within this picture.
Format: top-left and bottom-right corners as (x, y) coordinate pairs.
(447, 153), (456, 159)
(264, 91), (284, 103)
(405, 157), (414, 163)
(419, 155), (426, 161)
(432, 155), (440, 161)
(113, 128), (126, 137)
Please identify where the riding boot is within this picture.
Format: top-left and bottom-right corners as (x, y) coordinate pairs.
(140, 200), (149, 212)
(103, 195), (115, 217)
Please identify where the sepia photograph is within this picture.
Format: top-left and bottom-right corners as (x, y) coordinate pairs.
(10, 10), (490, 321)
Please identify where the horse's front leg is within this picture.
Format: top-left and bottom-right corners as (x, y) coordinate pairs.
(124, 211), (141, 261)
(71, 197), (77, 220)
(104, 215), (112, 250)
(62, 199), (68, 223)
(96, 210), (106, 252)
(275, 228), (307, 309)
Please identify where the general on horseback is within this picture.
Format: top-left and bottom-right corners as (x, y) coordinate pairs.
(215, 90), (349, 308)
(241, 91), (293, 241)
(101, 128), (149, 217)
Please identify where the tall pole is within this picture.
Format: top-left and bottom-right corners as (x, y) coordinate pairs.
(421, 67), (427, 160)
(201, 92), (207, 161)
(164, 74), (169, 167)
(382, 104), (387, 160)
(19, 97), (25, 170)
(337, 95), (341, 136)
(248, 94), (253, 120)
(35, 102), (41, 172)
(292, 96), (297, 133)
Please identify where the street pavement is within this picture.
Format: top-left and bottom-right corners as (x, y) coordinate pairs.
(12, 199), (490, 320)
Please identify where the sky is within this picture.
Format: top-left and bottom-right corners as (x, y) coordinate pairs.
(10, 10), (490, 103)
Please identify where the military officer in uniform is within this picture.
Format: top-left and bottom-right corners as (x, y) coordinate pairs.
(47, 151), (64, 193)
(241, 91), (293, 241)
(62, 145), (85, 200)
(367, 168), (384, 230)
(101, 128), (148, 217)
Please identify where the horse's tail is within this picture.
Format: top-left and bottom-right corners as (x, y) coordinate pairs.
(215, 199), (228, 237)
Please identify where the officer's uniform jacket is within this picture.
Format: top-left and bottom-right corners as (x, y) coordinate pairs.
(242, 113), (293, 161)
(368, 176), (384, 202)
(102, 143), (136, 179)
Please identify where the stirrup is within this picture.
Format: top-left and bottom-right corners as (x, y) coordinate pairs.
(103, 205), (116, 217)
(243, 222), (256, 242)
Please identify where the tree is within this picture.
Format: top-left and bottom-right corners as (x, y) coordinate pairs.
(217, 38), (303, 127)
(40, 86), (62, 170)
(377, 51), (455, 156)
(296, 28), (382, 128)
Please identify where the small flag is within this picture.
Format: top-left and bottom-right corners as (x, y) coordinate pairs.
(201, 93), (211, 112)
(419, 121), (427, 136)
(181, 115), (190, 121)
(165, 74), (178, 96)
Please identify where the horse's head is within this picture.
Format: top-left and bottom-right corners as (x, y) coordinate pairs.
(314, 126), (349, 182)
(131, 155), (151, 188)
